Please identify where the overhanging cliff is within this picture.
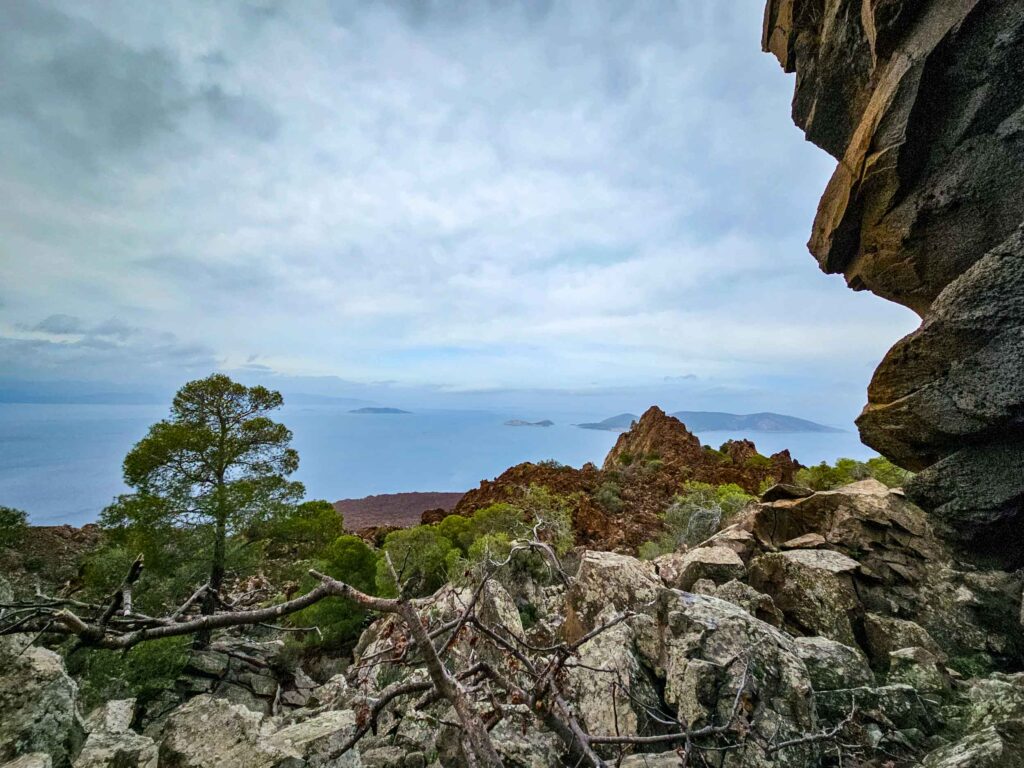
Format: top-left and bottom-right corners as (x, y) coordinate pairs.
(763, 0), (1024, 563)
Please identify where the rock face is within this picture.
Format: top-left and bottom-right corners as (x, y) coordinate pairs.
(763, 0), (1024, 564)
(0, 647), (84, 767)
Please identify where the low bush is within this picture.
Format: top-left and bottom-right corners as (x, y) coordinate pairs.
(0, 506), (28, 549)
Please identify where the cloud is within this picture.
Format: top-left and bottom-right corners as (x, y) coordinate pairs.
(0, 315), (219, 382)
(0, 1), (921, 421)
(32, 314), (85, 335)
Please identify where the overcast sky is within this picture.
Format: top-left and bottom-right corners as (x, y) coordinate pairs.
(0, 1), (918, 422)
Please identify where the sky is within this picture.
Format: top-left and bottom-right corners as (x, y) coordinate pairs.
(0, 0), (919, 426)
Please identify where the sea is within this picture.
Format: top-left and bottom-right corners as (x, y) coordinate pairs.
(0, 403), (876, 526)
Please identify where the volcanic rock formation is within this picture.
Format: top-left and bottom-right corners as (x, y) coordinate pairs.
(446, 407), (799, 552)
(763, 0), (1024, 563)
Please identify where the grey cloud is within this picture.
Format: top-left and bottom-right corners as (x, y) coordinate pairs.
(0, 319), (219, 381)
(0, 3), (187, 169)
(201, 86), (281, 141)
(32, 314), (85, 334)
(0, 1), (280, 180)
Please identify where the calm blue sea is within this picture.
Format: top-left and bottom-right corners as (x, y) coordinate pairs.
(0, 403), (876, 526)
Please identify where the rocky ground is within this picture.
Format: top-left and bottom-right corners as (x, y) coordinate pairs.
(2, 479), (1021, 767)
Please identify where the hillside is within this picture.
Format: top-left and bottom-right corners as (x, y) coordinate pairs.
(333, 491), (463, 531)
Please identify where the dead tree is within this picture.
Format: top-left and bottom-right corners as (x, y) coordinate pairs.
(0, 537), (857, 767)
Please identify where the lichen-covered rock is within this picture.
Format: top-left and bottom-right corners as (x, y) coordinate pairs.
(158, 695), (360, 767)
(657, 545), (746, 591)
(0, 647), (84, 767)
(888, 647), (950, 694)
(619, 752), (686, 768)
(565, 550), (660, 637)
(793, 636), (874, 691)
(0, 757), (52, 768)
(962, 673), (1024, 733)
(695, 578), (784, 627)
(635, 591), (820, 767)
(744, 482), (1024, 668)
(158, 695), (269, 767)
(863, 613), (944, 669)
(921, 719), (1024, 768)
(261, 711), (362, 767)
(747, 550), (860, 646)
(816, 684), (935, 734)
(75, 705), (158, 768)
(564, 606), (660, 749)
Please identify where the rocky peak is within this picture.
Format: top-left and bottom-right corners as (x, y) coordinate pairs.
(602, 406), (702, 471)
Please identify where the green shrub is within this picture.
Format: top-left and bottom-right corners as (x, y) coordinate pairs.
(69, 636), (190, 712)
(865, 456), (913, 488)
(294, 534), (378, 650)
(795, 456), (912, 491)
(377, 525), (459, 596)
(644, 482), (754, 554)
(594, 481), (624, 514)
(252, 499), (345, 559)
(744, 454), (772, 470)
(702, 446), (730, 464)
(0, 506), (28, 549)
(517, 601), (539, 629)
(638, 535), (676, 560)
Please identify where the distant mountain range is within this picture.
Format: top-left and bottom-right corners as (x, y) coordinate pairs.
(349, 407), (411, 414)
(576, 410), (843, 433)
(504, 419), (554, 427)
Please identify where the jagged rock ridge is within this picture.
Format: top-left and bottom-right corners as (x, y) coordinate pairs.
(763, 0), (1024, 563)
(448, 407), (798, 552)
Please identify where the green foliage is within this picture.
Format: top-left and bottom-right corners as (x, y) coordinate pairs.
(638, 537), (675, 561)
(640, 482), (754, 558)
(100, 374), (304, 613)
(794, 456), (912, 491)
(435, 514), (474, 552)
(294, 534), (378, 650)
(616, 451), (635, 467)
(744, 453), (772, 470)
(377, 525), (459, 596)
(702, 446), (730, 464)
(517, 601), (539, 629)
(69, 636), (190, 712)
(251, 499), (345, 560)
(536, 459), (565, 469)
(594, 481), (624, 514)
(0, 506), (28, 548)
(376, 486), (574, 597)
(865, 456), (913, 488)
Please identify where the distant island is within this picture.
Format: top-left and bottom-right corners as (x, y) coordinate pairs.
(576, 410), (843, 433)
(504, 419), (554, 427)
(575, 413), (638, 431)
(349, 407), (411, 415)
